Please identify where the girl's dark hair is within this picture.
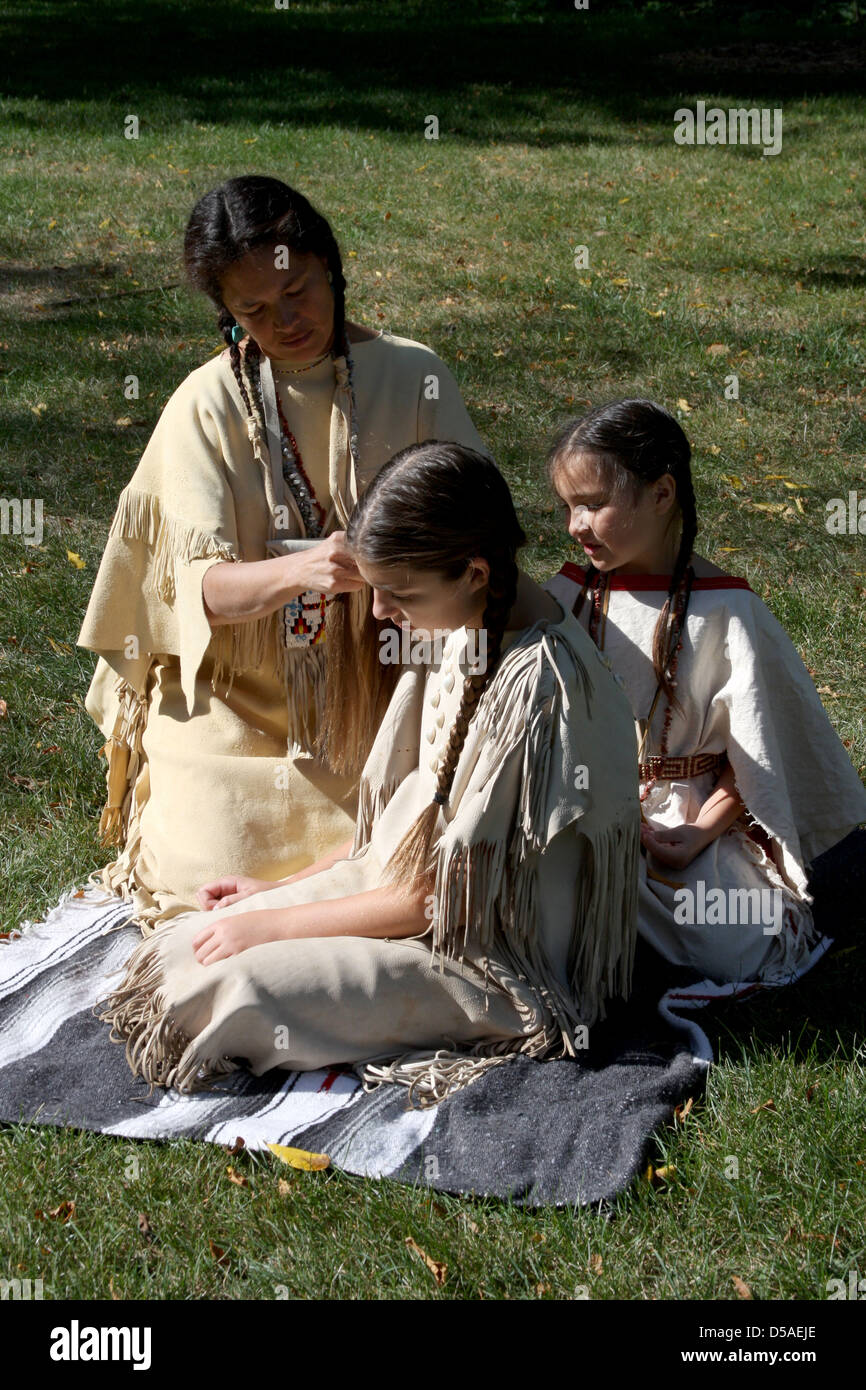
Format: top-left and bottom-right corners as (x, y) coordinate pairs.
(319, 440), (526, 893)
(182, 174), (349, 408)
(546, 398), (697, 708)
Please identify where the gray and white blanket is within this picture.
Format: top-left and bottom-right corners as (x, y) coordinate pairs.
(1, 883), (818, 1208)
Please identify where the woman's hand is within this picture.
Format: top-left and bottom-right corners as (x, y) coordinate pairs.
(640, 820), (713, 870)
(192, 910), (288, 965)
(291, 531), (365, 596)
(196, 875), (281, 911)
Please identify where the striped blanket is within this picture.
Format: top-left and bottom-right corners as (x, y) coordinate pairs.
(0, 882), (825, 1207)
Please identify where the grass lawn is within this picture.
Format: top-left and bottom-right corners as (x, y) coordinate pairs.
(0, 0), (864, 1300)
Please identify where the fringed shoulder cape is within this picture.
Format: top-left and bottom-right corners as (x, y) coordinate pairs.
(76, 333), (491, 930)
(96, 603), (641, 1107)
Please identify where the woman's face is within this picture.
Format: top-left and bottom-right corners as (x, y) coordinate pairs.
(355, 557), (490, 638)
(219, 245), (336, 362)
(552, 449), (677, 574)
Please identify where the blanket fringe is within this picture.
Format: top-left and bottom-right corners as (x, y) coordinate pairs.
(1, 881), (120, 946)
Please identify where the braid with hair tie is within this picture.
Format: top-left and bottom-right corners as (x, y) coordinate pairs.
(219, 308), (254, 416)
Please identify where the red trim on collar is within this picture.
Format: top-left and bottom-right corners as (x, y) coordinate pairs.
(558, 561), (753, 593)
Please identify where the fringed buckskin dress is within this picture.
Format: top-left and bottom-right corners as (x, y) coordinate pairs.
(97, 603), (641, 1107)
(77, 333), (490, 931)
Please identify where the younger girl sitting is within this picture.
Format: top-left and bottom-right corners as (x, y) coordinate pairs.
(543, 398), (866, 986)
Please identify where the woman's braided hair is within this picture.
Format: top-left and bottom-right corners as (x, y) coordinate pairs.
(183, 174), (351, 412)
(546, 398), (697, 709)
(340, 440), (525, 894)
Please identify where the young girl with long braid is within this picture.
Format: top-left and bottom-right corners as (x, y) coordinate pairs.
(97, 443), (640, 1107)
(77, 176), (490, 933)
(544, 399), (866, 986)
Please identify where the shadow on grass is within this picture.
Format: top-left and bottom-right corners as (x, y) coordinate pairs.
(1, 0), (861, 142)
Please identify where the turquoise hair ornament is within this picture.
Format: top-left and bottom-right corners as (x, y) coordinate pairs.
(230, 324), (246, 344)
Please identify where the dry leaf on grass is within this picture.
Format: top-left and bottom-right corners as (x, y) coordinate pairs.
(35, 1200), (75, 1223)
(732, 1275), (753, 1300)
(226, 1166), (248, 1188)
(267, 1142), (329, 1171)
(405, 1236), (446, 1286)
(209, 1239), (230, 1268)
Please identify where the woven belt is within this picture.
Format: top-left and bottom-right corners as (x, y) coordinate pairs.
(639, 752), (725, 782)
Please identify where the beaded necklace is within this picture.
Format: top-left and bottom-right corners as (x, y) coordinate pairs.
(245, 332), (362, 647)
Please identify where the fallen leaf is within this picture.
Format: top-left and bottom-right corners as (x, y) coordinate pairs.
(208, 1239), (230, 1267)
(221, 1136), (245, 1156)
(706, 343), (730, 355)
(138, 1212), (154, 1241)
(591, 1253), (603, 1275)
(674, 1096), (694, 1123)
(0, 699), (7, 717)
(405, 1235), (446, 1286)
(732, 1275), (753, 1300)
(66, 551), (86, 569)
(750, 1099), (776, 1114)
(226, 1166), (248, 1188)
(115, 417), (133, 428)
(277, 1179), (292, 1196)
(676, 398), (691, 413)
(536, 1282), (551, 1295)
(267, 1141), (329, 1171)
(654, 1165), (677, 1182)
(39, 1200), (76, 1223)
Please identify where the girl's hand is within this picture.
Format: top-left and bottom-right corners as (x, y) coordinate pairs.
(192, 911), (286, 965)
(292, 531), (365, 596)
(640, 821), (713, 870)
(196, 876), (279, 911)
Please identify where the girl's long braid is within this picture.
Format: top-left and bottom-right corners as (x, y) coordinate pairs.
(433, 562), (516, 809)
(381, 555), (518, 893)
(652, 462), (698, 711)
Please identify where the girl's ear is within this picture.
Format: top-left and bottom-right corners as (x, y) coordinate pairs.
(465, 556), (491, 594)
(654, 472), (678, 514)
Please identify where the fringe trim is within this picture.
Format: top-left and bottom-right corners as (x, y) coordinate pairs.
(356, 1049), (518, 1109)
(107, 487), (239, 605)
(97, 679), (149, 848)
(94, 933), (238, 1093)
(351, 772), (405, 855)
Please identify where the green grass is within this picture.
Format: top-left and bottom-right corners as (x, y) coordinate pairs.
(1, 0), (864, 1299)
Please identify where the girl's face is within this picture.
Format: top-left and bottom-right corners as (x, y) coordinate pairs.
(355, 557), (490, 638)
(552, 449), (678, 574)
(220, 245), (336, 362)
